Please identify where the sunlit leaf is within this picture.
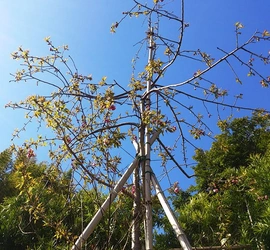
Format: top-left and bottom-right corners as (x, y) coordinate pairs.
(235, 22), (244, 29)
(262, 30), (270, 37)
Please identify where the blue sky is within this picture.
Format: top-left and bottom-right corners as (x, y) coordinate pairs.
(1, 0), (270, 190)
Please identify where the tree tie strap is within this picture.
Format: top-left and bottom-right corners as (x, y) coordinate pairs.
(145, 170), (154, 176)
(137, 155), (147, 161)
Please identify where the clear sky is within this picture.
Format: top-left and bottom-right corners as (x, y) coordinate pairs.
(1, 0), (270, 190)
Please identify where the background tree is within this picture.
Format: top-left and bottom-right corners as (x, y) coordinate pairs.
(0, 149), (77, 249)
(0, 149), (14, 203)
(0, 148), (135, 249)
(174, 112), (270, 249)
(5, 0), (270, 249)
(194, 111), (270, 192)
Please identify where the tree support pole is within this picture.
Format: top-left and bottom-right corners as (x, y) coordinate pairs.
(150, 169), (192, 250)
(131, 165), (141, 250)
(132, 136), (142, 250)
(71, 159), (138, 250)
(71, 132), (160, 250)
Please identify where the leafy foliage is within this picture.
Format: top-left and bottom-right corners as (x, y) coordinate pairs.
(0, 149), (14, 203)
(194, 111), (270, 192)
(0, 149), (136, 249)
(173, 113), (270, 249)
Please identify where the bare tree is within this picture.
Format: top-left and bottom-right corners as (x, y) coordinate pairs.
(7, 1), (270, 249)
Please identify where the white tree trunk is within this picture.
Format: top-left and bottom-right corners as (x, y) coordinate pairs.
(144, 27), (154, 250)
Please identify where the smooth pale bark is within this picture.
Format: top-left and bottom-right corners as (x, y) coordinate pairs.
(144, 27), (154, 250)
